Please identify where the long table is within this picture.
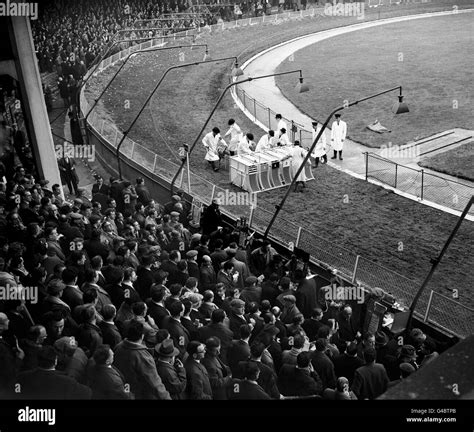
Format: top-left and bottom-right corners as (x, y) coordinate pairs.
(229, 146), (314, 193)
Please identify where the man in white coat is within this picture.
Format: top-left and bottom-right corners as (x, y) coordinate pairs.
(278, 128), (292, 147)
(330, 113), (347, 161)
(224, 118), (242, 156)
(255, 130), (276, 152)
(276, 114), (287, 135)
(311, 121), (328, 167)
(202, 127), (227, 172)
(289, 141), (310, 192)
(236, 133), (255, 155)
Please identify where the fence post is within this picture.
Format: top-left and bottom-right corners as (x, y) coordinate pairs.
(295, 226), (302, 248)
(253, 99), (257, 122)
(424, 290), (435, 322)
(243, 91), (246, 112)
(365, 153), (368, 180)
(130, 141), (135, 160)
(394, 163), (398, 188)
(352, 255), (360, 284)
(152, 154), (157, 173)
(291, 120), (295, 142)
(210, 185), (216, 204)
(268, 107), (271, 129)
(420, 169), (424, 200)
(249, 205), (255, 227)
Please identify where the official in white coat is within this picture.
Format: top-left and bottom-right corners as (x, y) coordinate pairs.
(330, 113), (347, 160)
(276, 114), (287, 135)
(290, 141), (310, 192)
(311, 121), (328, 167)
(236, 133), (255, 155)
(255, 130), (276, 152)
(224, 118), (242, 156)
(278, 128), (292, 147)
(202, 127), (227, 172)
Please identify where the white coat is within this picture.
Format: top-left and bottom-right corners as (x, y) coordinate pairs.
(278, 132), (291, 147)
(202, 131), (224, 162)
(255, 133), (271, 152)
(290, 145), (310, 182)
(331, 119), (347, 151)
(236, 136), (254, 155)
(277, 119), (287, 135)
(225, 123), (242, 152)
(311, 125), (328, 158)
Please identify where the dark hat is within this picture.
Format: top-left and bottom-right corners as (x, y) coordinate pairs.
(155, 339), (179, 357)
(399, 362), (416, 374)
(245, 276), (258, 286)
(170, 211), (180, 217)
(70, 212), (82, 220)
(186, 250), (198, 259)
(282, 294), (296, 304)
(39, 179), (50, 186)
(262, 323), (280, 337)
(335, 113), (342, 118)
(171, 195), (181, 201)
(230, 299), (245, 308)
(311, 121), (318, 126)
(400, 345), (417, 360)
(375, 331), (389, 346)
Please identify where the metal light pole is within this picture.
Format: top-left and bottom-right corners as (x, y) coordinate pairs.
(407, 196), (474, 329)
(115, 56), (242, 179)
(84, 44), (208, 124)
(262, 85), (409, 239)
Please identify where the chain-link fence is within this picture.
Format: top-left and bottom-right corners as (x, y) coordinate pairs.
(80, 3), (473, 339)
(365, 153), (474, 216)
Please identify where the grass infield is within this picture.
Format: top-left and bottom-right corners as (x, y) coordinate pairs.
(419, 141), (474, 182)
(86, 2), (474, 308)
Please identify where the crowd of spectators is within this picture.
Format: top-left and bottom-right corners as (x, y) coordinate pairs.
(0, 159), (440, 399)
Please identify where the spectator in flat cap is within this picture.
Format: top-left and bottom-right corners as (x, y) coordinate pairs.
(239, 276), (262, 306)
(351, 347), (389, 400)
(280, 294), (301, 325)
(16, 345), (91, 399)
(113, 320), (171, 400)
(184, 341), (213, 400)
(201, 337), (232, 400)
(155, 339), (187, 400)
(54, 335), (88, 384)
(388, 362), (417, 389)
(228, 298), (250, 339)
(223, 245), (249, 290)
(185, 250), (200, 282)
(88, 344), (131, 399)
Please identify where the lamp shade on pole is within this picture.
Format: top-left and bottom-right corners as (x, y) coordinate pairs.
(392, 95), (409, 114)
